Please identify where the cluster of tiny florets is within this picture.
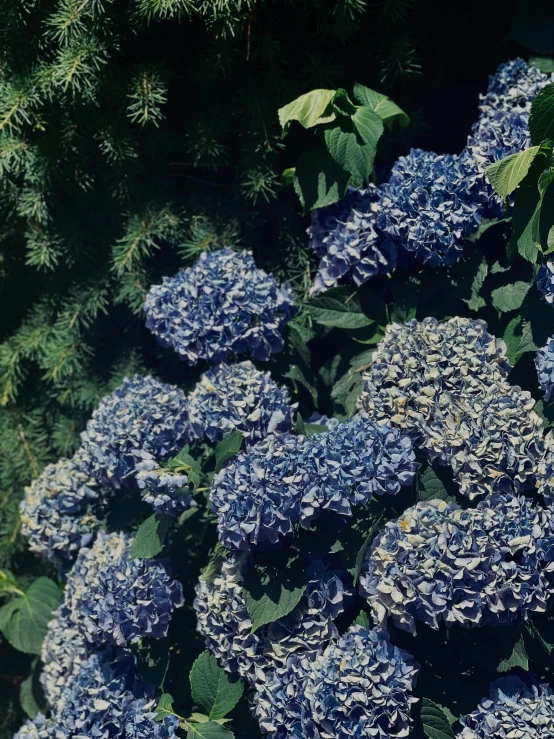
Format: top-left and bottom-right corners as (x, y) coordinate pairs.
(360, 494), (554, 635)
(308, 59), (553, 292)
(211, 415), (417, 550)
(188, 361), (296, 444)
(536, 337), (554, 401)
(457, 676), (554, 738)
(537, 261), (554, 305)
(193, 552), (348, 685)
(19, 454), (102, 564)
(61, 530), (184, 646)
(79, 374), (197, 488)
(136, 454), (194, 516)
(144, 248), (296, 365)
(359, 317), (544, 498)
(253, 625), (419, 739)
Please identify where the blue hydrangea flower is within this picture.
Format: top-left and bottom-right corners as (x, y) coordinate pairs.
(19, 453), (101, 564)
(79, 375), (198, 488)
(62, 530), (184, 646)
(537, 261), (554, 305)
(536, 337), (554, 401)
(188, 361), (296, 444)
(211, 415), (417, 550)
(535, 431), (554, 506)
(359, 317), (544, 499)
(13, 715), (57, 739)
(252, 625), (419, 739)
(136, 453), (194, 516)
(41, 609), (89, 708)
(194, 552), (348, 684)
(360, 494), (554, 635)
(457, 676), (554, 738)
(144, 248), (296, 365)
(308, 187), (373, 258)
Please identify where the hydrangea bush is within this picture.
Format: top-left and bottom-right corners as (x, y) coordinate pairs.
(9, 57), (554, 739)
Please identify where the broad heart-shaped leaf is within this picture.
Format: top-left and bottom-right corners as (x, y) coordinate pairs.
(214, 431), (243, 473)
(324, 113), (381, 181)
(190, 651), (243, 720)
(497, 633), (529, 672)
(278, 89), (336, 130)
(352, 107), (384, 150)
(530, 82), (554, 144)
(294, 148), (351, 213)
(490, 281), (531, 312)
(352, 83), (409, 128)
(155, 693), (179, 722)
(131, 512), (172, 559)
(307, 295), (374, 329)
(418, 466), (453, 503)
(535, 170), (554, 254)
(485, 146), (541, 198)
(243, 558), (308, 633)
(354, 611), (370, 628)
(184, 721), (234, 739)
(420, 699), (455, 739)
(20, 658), (46, 719)
(0, 577), (61, 655)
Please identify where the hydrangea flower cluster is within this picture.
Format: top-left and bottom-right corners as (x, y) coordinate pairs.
(194, 553), (347, 684)
(537, 260), (554, 305)
(59, 530), (184, 646)
(136, 453), (194, 516)
(359, 317), (544, 498)
(79, 374), (197, 488)
(144, 248), (296, 365)
(253, 625), (419, 739)
(308, 59), (553, 291)
(457, 676), (554, 738)
(360, 494), (554, 635)
(211, 415), (417, 550)
(536, 337), (554, 401)
(304, 411), (340, 432)
(19, 454), (102, 564)
(188, 361), (296, 444)
(41, 610), (89, 708)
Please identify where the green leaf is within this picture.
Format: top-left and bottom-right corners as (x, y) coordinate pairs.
(530, 82), (554, 145)
(418, 467), (454, 503)
(184, 721), (234, 739)
(294, 148), (351, 213)
(190, 651), (243, 720)
(167, 447), (202, 490)
(486, 146), (541, 198)
(0, 577), (61, 654)
(535, 398), (554, 429)
(420, 698), (455, 739)
(354, 611), (371, 628)
(352, 84), (409, 128)
(155, 693), (178, 722)
(536, 171), (554, 254)
(243, 558), (307, 633)
(304, 423), (328, 437)
(324, 110), (383, 181)
(503, 315), (524, 365)
(352, 107), (384, 149)
(284, 363), (318, 401)
(20, 659), (46, 719)
(214, 431), (243, 473)
(278, 89), (336, 130)
(131, 513), (172, 559)
(497, 633), (529, 672)
(307, 295), (373, 329)
(491, 281), (531, 312)
(352, 511), (384, 584)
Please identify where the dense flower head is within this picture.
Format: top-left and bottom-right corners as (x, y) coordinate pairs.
(359, 317), (544, 498)
(188, 360), (296, 444)
(193, 552), (348, 684)
(62, 530), (184, 646)
(360, 494), (554, 635)
(19, 453), (101, 563)
(144, 248), (296, 365)
(79, 374), (197, 488)
(537, 260), (554, 305)
(41, 609), (89, 708)
(13, 715), (57, 739)
(535, 431), (554, 505)
(211, 415), (417, 551)
(477, 58), (553, 121)
(253, 626), (419, 739)
(536, 337), (554, 401)
(308, 187), (373, 258)
(457, 676), (554, 738)
(136, 453), (194, 516)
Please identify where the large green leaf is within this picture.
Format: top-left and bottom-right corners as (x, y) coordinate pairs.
(0, 577), (61, 654)
(294, 148), (351, 213)
(420, 699), (455, 739)
(243, 558), (307, 633)
(490, 281), (531, 312)
(530, 82), (554, 144)
(155, 693), (178, 722)
(307, 295), (373, 329)
(497, 634), (529, 672)
(214, 431), (243, 473)
(486, 146), (541, 198)
(20, 659), (46, 719)
(352, 107), (384, 150)
(278, 89), (336, 130)
(131, 513), (172, 559)
(190, 651), (243, 720)
(352, 83), (409, 128)
(184, 722), (234, 739)
(418, 467), (454, 503)
(324, 110), (382, 180)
